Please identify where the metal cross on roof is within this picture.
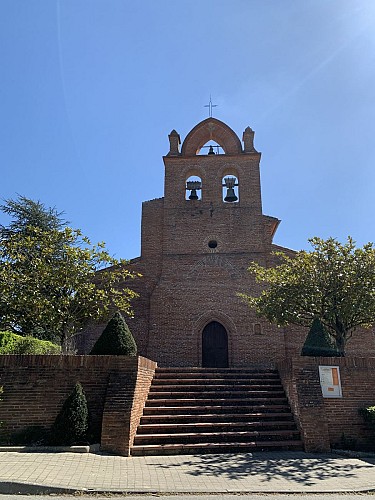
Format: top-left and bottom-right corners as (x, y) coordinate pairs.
(204, 95), (218, 117)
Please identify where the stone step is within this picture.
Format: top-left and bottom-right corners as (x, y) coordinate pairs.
(137, 420), (297, 434)
(152, 378), (282, 385)
(131, 440), (303, 456)
(154, 371), (279, 380)
(140, 412), (295, 424)
(145, 397), (288, 407)
(142, 404), (291, 415)
(155, 367), (277, 372)
(149, 384), (284, 391)
(133, 429), (301, 446)
(148, 390), (286, 398)
(132, 368), (301, 456)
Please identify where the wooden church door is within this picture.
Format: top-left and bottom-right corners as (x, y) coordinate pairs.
(202, 321), (229, 368)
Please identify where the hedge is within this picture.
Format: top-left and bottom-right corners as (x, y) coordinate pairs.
(0, 331), (61, 354)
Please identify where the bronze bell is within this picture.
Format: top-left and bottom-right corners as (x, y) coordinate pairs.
(187, 180), (201, 200)
(224, 187), (238, 202)
(208, 145), (215, 155)
(189, 189), (199, 200)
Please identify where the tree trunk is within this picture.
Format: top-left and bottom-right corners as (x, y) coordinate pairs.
(334, 332), (346, 356)
(60, 326), (68, 354)
(333, 316), (347, 356)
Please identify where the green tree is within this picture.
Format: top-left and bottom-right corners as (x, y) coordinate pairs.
(51, 382), (88, 445)
(90, 311), (137, 355)
(0, 196), (69, 337)
(243, 237), (375, 356)
(0, 226), (138, 349)
(0, 195), (67, 236)
(301, 318), (339, 357)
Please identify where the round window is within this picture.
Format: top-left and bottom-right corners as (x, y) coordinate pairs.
(208, 240), (218, 249)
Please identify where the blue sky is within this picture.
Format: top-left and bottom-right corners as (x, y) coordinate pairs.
(1, 0), (375, 259)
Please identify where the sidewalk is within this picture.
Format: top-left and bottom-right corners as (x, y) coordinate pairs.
(1, 450), (375, 494)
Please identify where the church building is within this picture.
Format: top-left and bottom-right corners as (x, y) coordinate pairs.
(81, 117), (374, 365)
(3, 117), (375, 457)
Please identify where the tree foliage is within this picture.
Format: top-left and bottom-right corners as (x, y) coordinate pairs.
(0, 202), (138, 349)
(90, 311), (137, 355)
(359, 406), (375, 431)
(243, 237), (375, 356)
(0, 330), (60, 354)
(0, 195), (67, 236)
(301, 318), (339, 357)
(51, 382), (88, 445)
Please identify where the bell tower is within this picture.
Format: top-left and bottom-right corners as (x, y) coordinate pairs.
(157, 117), (279, 258)
(134, 117), (284, 367)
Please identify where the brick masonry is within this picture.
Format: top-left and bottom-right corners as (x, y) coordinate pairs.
(278, 357), (375, 451)
(0, 355), (156, 456)
(76, 117), (375, 367)
(2, 118), (374, 455)
(1, 354), (375, 453)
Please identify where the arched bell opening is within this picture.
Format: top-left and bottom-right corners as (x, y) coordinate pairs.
(222, 175), (239, 203)
(202, 321), (229, 368)
(185, 175), (202, 200)
(181, 118), (242, 156)
(197, 140), (224, 156)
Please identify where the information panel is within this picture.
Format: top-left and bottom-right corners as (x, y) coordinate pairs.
(319, 365), (342, 398)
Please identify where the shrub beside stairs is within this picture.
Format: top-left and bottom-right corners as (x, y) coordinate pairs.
(131, 367), (303, 455)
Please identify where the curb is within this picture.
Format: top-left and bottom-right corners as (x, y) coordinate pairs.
(0, 481), (84, 495)
(332, 448), (375, 459)
(1, 482), (375, 496)
(0, 444), (100, 453)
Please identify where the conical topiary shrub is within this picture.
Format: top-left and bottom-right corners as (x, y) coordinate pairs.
(89, 311), (137, 356)
(301, 317), (340, 357)
(51, 382), (88, 445)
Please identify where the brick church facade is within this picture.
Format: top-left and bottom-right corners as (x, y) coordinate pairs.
(79, 117), (375, 365)
(3, 117), (375, 456)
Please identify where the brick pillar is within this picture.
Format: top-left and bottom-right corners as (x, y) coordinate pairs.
(278, 358), (330, 453)
(100, 356), (156, 456)
(295, 365), (330, 452)
(242, 126), (255, 153)
(168, 130), (181, 156)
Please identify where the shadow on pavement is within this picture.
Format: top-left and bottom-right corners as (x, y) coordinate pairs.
(361, 457), (375, 466)
(156, 452), (375, 486)
(0, 481), (79, 495)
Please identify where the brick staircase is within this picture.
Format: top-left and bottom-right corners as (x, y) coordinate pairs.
(131, 367), (303, 456)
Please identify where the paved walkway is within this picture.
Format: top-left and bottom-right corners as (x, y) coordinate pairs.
(0, 451), (375, 494)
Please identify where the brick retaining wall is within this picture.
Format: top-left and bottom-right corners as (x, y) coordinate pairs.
(278, 357), (375, 452)
(1, 354), (374, 455)
(0, 355), (156, 455)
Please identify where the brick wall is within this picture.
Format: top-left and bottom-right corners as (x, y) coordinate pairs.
(100, 357), (156, 455)
(0, 355), (156, 455)
(278, 357), (375, 452)
(75, 117), (375, 367)
(278, 357), (331, 452)
(1, 354), (374, 454)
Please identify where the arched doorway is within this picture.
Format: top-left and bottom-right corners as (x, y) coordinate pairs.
(202, 321), (229, 368)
